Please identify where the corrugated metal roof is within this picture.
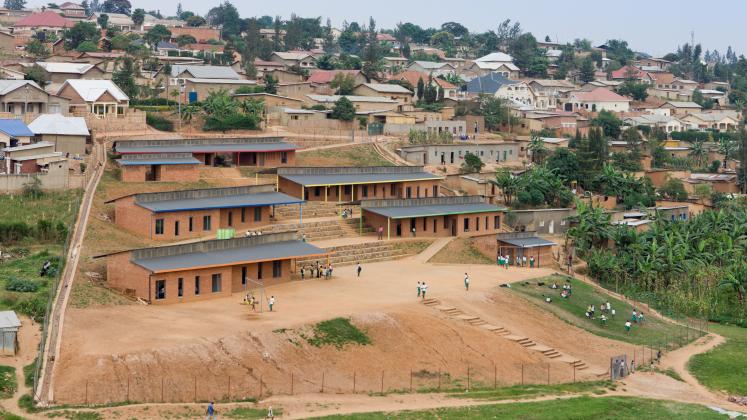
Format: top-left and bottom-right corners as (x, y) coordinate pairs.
(133, 240), (324, 272)
(117, 154), (200, 166)
(280, 172), (442, 187)
(172, 65), (240, 80)
(364, 202), (504, 219)
(116, 141), (298, 154)
(498, 237), (557, 248)
(0, 80), (43, 95)
(138, 191), (303, 213)
(29, 114), (89, 136)
(0, 119), (33, 137)
(61, 79), (129, 102)
(0, 310), (20, 330)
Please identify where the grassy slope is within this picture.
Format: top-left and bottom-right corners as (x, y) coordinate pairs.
(296, 144), (394, 167)
(0, 190), (81, 226)
(429, 238), (494, 265)
(689, 323), (747, 395)
(0, 366), (16, 399)
(510, 275), (701, 348)
(311, 396), (727, 419)
(0, 247), (62, 320)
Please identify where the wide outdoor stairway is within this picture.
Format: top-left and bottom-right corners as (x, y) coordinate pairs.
(248, 217), (373, 242)
(275, 202), (360, 220)
(297, 240), (421, 266)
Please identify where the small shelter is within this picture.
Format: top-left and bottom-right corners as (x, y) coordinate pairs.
(0, 311), (21, 355)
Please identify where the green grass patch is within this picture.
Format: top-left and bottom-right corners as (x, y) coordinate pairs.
(689, 323), (747, 395)
(47, 411), (102, 419)
(510, 275), (702, 348)
(224, 406), (282, 419)
(23, 358), (36, 388)
(391, 240), (433, 255)
(448, 381), (613, 401)
(311, 396), (727, 419)
(429, 238), (494, 265)
(296, 144), (393, 167)
(0, 190), (80, 229)
(306, 318), (371, 349)
(0, 248), (62, 321)
(0, 366), (16, 399)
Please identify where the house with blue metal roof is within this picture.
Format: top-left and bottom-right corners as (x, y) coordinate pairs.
(0, 119), (33, 148)
(102, 232), (327, 304)
(116, 153), (202, 183)
(361, 196), (506, 239)
(106, 184), (304, 241)
(496, 232), (557, 268)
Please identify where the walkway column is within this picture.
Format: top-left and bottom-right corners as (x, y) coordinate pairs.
(338, 185), (341, 215)
(299, 203), (303, 225)
(275, 175), (279, 192)
(301, 186), (305, 201)
(324, 187), (328, 202)
(351, 184), (355, 201)
(387, 217), (390, 240)
(359, 212), (363, 236)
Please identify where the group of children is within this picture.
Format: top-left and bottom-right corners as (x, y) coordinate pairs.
(242, 294), (276, 312)
(497, 255), (536, 268)
(416, 281), (429, 299)
(300, 261), (333, 280)
(624, 309), (645, 333)
(550, 281), (573, 299)
(585, 301), (616, 327)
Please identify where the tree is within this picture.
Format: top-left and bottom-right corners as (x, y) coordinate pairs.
(528, 132), (549, 164)
(592, 110), (622, 139)
(64, 21), (99, 50)
(109, 34), (130, 50)
(689, 139), (708, 169)
(186, 15), (206, 27)
(567, 200), (611, 254)
(579, 57), (596, 83)
(25, 39), (50, 58)
(101, 0), (130, 14)
(441, 22), (468, 38)
(616, 81), (648, 101)
(112, 56), (139, 98)
(3, 0), (25, 10)
(737, 129), (747, 194)
(81, 0), (90, 15)
(263, 74), (277, 94)
(546, 148), (580, 184)
(175, 34), (196, 47)
(509, 33), (547, 77)
(479, 95), (511, 131)
(206, 1), (241, 39)
(330, 73), (355, 95)
(76, 40), (98, 52)
(491, 169), (519, 205)
(416, 77), (425, 102)
(131, 8), (145, 28)
(330, 96), (355, 121)
(460, 152), (485, 174)
(718, 138), (736, 168)
(97, 13), (109, 29)
(361, 17), (383, 82)
(660, 177), (688, 201)
(23, 64), (48, 87)
(144, 24), (171, 49)
(588, 126), (609, 165)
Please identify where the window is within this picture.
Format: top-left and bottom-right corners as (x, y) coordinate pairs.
(155, 280), (166, 300)
(272, 260), (282, 277)
(155, 219), (164, 235)
(228, 211), (233, 227)
(344, 185), (352, 195)
(416, 186), (420, 197)
(174, 221), (180, 236)
(463, 218), (470, 231)
(362, 185), (368, 197)
(485, 216), (488, 230)
(443, 216), (449, 228)
(188, 216), (193, 232)
(314, 187), (321, 197)
(241, 208), (246, 223)
(257, 262), (263, 279)
(406, 187), (412, 198)
(241, 266), (247, 285)
(433, 218), (437, 233)
(390, 184), (396, 196)
(195, 276), (201, 295)
(254, 207), (262, 222)
(494, 215), (500, 229)
(281, 151), (288, 164)
(423, 217), (427, 230)
(211, 274), (222, 293)
(476, 217), (480, 231)
(177, 278), (183, 297)
(203, 215), (212, 231)
(433, 185), (438, 197)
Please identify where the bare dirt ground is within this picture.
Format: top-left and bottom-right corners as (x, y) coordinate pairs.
(0, 316), (41, 413)
(52, 255), (632, 405)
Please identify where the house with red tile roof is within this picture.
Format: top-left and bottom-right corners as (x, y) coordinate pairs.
(306, 70), (367, 95)
(610, 65), (656, 84)
(564, 87), (630, 112)
(169, 27), (221, 44)
(13, 11), (74, 34)
(390, 70), (458, 99)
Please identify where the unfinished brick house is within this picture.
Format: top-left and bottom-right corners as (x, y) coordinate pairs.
(116, 153), (201, 183)
(102, 232), (326, 304)
(277, 166), (444, 202)
(361, 196), (506, 239)
(106, 184), (303, 241)
(114, 137), (298, 167)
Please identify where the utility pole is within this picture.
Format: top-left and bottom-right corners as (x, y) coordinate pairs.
(177, 80), (185, 132)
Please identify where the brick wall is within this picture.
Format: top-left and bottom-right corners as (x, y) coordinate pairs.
(284, 179), (441, 202)
(159, 164), (200, 182)
(120, 165), (147, 182)
(364, 210), (503, 238)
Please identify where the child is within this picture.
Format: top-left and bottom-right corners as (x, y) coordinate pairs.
(625, 320), (632, 334)
(464, 273), (470, 291)
(417, 281), (422, 298)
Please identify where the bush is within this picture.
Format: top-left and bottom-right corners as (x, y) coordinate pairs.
(14, 295), (47, 321)
(145, 113), (175, 131)
(0, 222), (32, 243)
(133, 105), (173, 112)
(5, 278), (39, 293)
(306, 318), (371, 349)
(23, 359), (36, 388)
(202, 114), (259, 132)
(79, 162), (86, 173)
(131, 98), (177, 106)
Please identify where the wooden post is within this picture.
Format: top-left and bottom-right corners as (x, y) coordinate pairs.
(321, 371), (325, 393)
(353, 371), (356, 393)
(380, 370), (384, 394)
(291, 373), (294, 395)
(387, 217), (390, 240)
(521, 363), (524, 385)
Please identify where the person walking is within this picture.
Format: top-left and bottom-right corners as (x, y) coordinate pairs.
(206, 401), (216, 420)
(417, 281), (422, 298)
(504, 255), (509, 270)
(378, 226), (384, 240)
(522, 255), (527, 267)
(464, 273), (470, 291)
(356, 262), (362, 277)
(529, 256), (535, 268)
(268, 296), (275, 312)
(421, 282), (427, 300)
(625, 320), (632, 334)
(632, 309), (638, 323)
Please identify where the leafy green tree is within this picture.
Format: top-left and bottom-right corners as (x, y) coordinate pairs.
(528, 132), (549, 164)
(604, 39), (635, 65)
(316, 54), (335, 70)
(76, 40), (99, 52)
(579, 58), (596, 83)
(592, 110), (622, 139)
(478, 95), (511, 131)
(131, 8), (145, 28)
(616, 81), (649, 101)
(546, 148), (580, 184)
(588, 126), (608, 165)
(25, 39), (50, 58)
(145, 24), (171, 49)
(330, 73), (355, 95)
(186, 15), (206, 27)
(101, 0), (130, 14)
(441, 22), (468, 38)
(23, 64), (48, 87)
(567, 200), (611, 254)
(361, 17), (383, 82)
(737, 129), (747, 193)
(509, 33), (547, 77)
(64, 21), (99, 50)
(97, 13), (109, 29)
(263, 74), (277, 94)
(491, 168), (519, 205)
(416, 77), (424, 102)
(689, 139), (708, 169)
(112, 56), (139, 98)
(718, 138), (736, 168)
(460, 152), (485, 173)
(330, 96), (355, 121)
(206, 1), (241, 39)
(175, 34), (196, 47)
(3, 0), (26, 10)
(659, 177), (688, 201)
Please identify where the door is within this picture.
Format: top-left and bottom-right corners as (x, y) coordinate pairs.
(396, 223), (402, 237)
(423, 153), (427, 164)
(549, 220), (555, 234)
(451, 219), (457, 236)
(450, 152), (454, 163)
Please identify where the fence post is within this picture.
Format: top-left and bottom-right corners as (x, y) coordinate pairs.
(321, 371), (325, 393)
(521, 363), (524, 385)
(409, 369), (413, 393)
(546, 364), (550, 385)
(380, 370), (384, 394)
(353, 371), (356, 394)
(437, 369), (441, 391)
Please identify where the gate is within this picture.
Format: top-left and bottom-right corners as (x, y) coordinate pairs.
(368, 122), (384, 136)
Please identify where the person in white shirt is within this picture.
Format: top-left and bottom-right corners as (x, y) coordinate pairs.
(464, 273), (470, 291)
(421, 282), (428, 299)
(268, 296), (275, 312)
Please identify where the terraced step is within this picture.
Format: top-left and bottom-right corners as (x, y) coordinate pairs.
(422, 298), (440, 306)
(505, 335), (526, 342)
(436, 306), (455, 312)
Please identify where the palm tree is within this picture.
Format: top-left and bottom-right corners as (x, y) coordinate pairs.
(689, 139), (708, 169)
(528, 133), (549, 165)
(718, 138), (736, 168)
(490, 169), (519, 206)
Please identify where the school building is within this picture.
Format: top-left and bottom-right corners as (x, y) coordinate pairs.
(496, 232), (557, 267)
(277, 166), (444, 202)
(114, 137), (298, 167)
(102, 232), (326, 304)
(106, 185), (303, 241)
(361, 196), (506, 239)
(116, 153), (202, 183)
(397, 142), (520, 165)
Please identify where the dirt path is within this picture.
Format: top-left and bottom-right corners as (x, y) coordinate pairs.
(0, 316), (41, 415)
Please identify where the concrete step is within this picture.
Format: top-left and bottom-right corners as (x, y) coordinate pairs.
(422, 298), (440, 306)
(436, 306), (456, 312)
(546, 353), (562, 359)
(505, 335), (526, 342)
(520, 342), (536, 348)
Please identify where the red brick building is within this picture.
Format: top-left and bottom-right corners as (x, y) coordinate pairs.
(116, 153), (201, 183)
(107, 184), (303, 241)
(114, 137), (298, 168)
(277, 166), (444, 202)
(102, 232), (326, 304)
(361, 196), (506, 239)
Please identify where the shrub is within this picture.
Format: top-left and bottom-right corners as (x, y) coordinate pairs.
(145, 113), (175, 131)
(306, 318), (371, 349)
(0, 222), (32, 243)
(79, 162), (86, 173)
(23, 359), (36, 388)
(202, 114), (259, 132)
(131, 98), (177, 106)
(14, 295), (47, 321)
(5, 278), (39, 293)
(133, 105), (173, 112)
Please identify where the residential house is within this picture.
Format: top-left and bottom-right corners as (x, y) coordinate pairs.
(307, 69), (366, 95)
(259, 28), (286, 41)
(30, 61), (105, 86)
(527, 79), (575, 109)
(462, 52), (519, 79)
(169, 64), (240, 93)
(89, 12), (134, 31)
(304, 94), (399, 112)
(181, 43), (224, 58)
(635, 57), (671, 71)
(563, 87), (630, 112)
(671, 79), (699, 91)
(2, 141), (64, 174)
(0, 79), (69, 115)
(57, 79), (129, 115)
(406, 61), (456, 78)
(232, 93), (303, 111)
(0, 119), (33, 148)
(465, 73), (534, 105)
(13, 10), (74, 35)
(59, 2), (86, 19)
(251, 59), (285, 77)
(697, 89), (728, 107)
(0, 31), (14, 53)
(624, 114), (684, 133)
(182, 78), (258, 102)
(658, 101), (702, 117)
(684, 173), (739, 194)
(681, 112), (739, 132)
(382, 56), (409, 73)
(352, 83), (413, 104)
(610, 65), (656, 84)
(169, 27), (221, 44)
(141, 14), (185, 31)
(28, 113), (89, 155)
(269, 51), (317, 69)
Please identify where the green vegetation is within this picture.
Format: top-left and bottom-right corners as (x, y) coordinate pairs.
(224, 406), (282, 419)
(511, 275), (701, 348)
(0, 248), (61, 320)
(145, 113), (175, 132)
(689, 323), (747, 395)
(429, 238), (493, 265)
(306, 318), (371, 349)
(296, 144), (393, 167)
(199, 90), (263, 132)
(311, 396), (727, 419)
(47, 411), (102, 420)
(491, 166), (575, 209)
(23, 359), (36, 388)
(569, 201), (747, 324)
(330, 97), (355, 121)
(0, 366), (17, 399)
(448, 381), (613, 401)
(460, 152), (484, 174)
(0, 190), (80, 245)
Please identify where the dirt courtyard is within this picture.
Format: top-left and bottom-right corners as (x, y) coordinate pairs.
(53, 250), (630, 404)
